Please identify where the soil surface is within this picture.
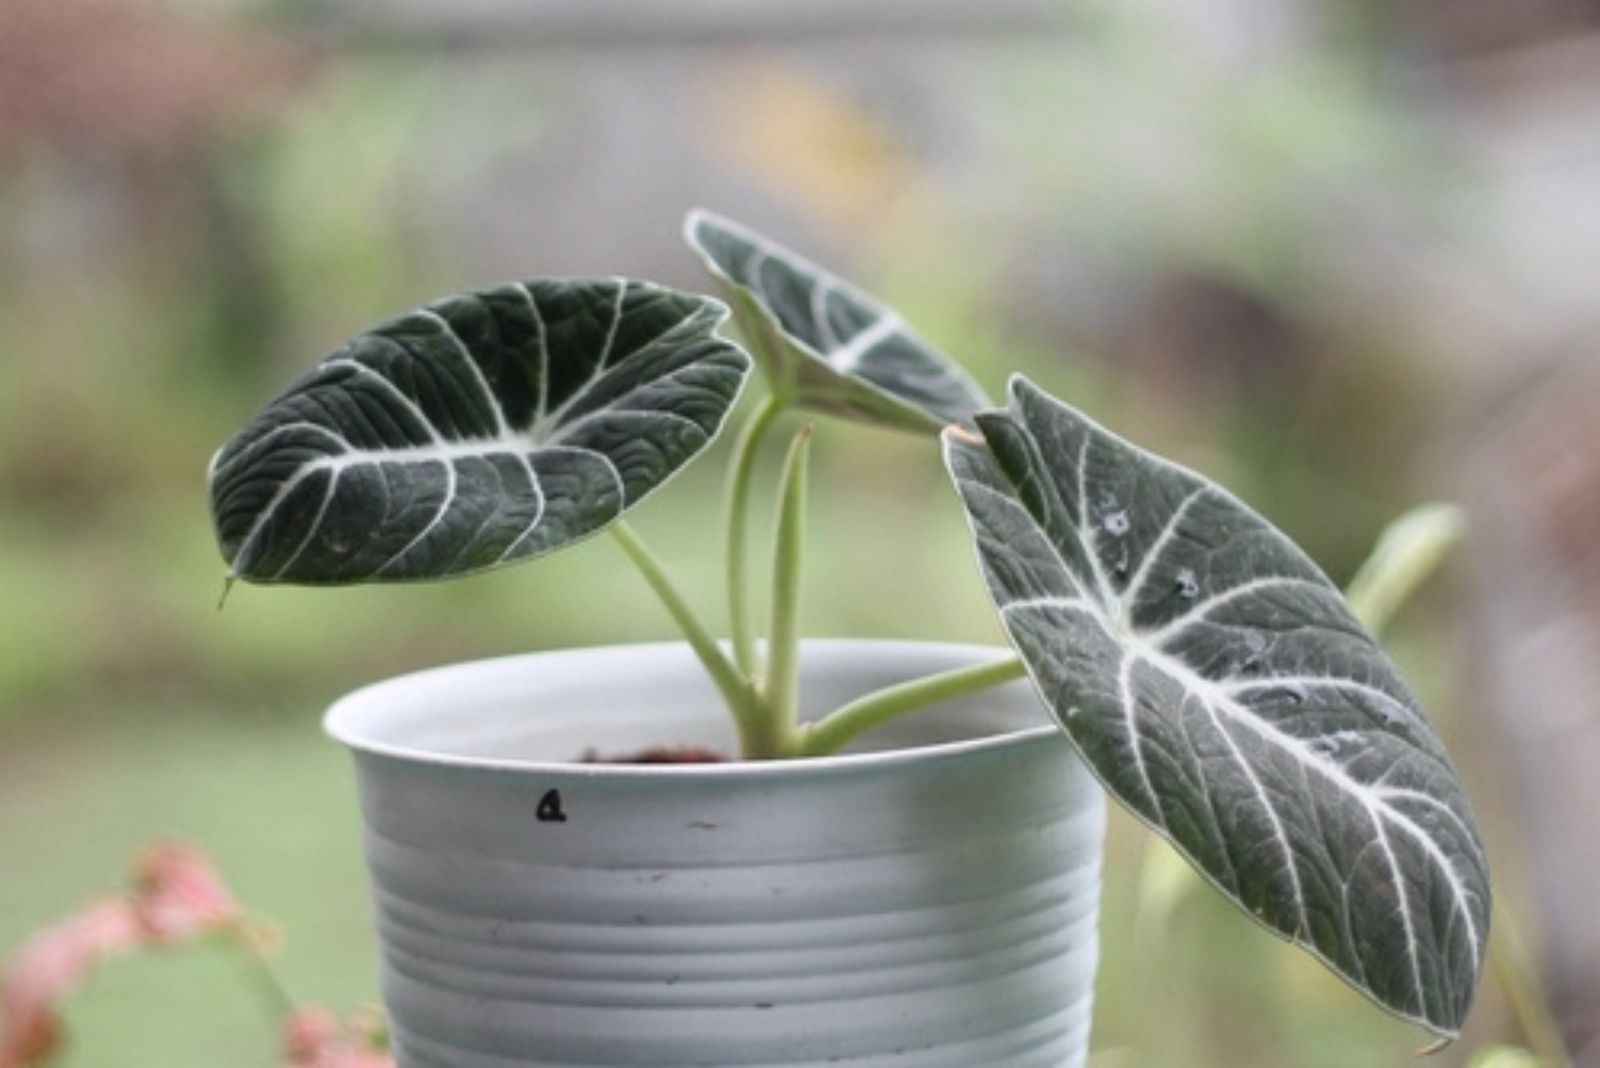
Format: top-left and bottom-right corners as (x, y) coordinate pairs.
(581, 745), (728, 765)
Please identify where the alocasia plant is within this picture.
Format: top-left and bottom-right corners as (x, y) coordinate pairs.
(208, 210), (1490, 1039)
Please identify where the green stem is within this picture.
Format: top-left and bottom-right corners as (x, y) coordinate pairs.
(1488, 902), (1570, 1065)
(222, 923), (297, 1022)
(724, 395), (783, 675)
(795, 656), (1027, 758)
(759, 425), (813, 759)
(609, 522), (762, 745)
(1345, 502), (1466, 635)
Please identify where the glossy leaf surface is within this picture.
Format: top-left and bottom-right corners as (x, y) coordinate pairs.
(684, 209), (987, 432)
(944, 376), (1491, 1036)
(210, 279), (749, 583)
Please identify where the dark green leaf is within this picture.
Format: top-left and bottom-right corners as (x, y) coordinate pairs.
(684, 209), (988, 432)
(944, 375), (1491, 1037)
(209, 279), (750, 583)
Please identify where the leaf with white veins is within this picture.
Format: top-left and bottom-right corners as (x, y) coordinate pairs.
(943, 375), (1491, 1037)
(209, 278), (750, 583)
(684, 209), (988, 432)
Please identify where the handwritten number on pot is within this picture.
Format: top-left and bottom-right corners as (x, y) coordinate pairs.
(536, 789), (567, 824)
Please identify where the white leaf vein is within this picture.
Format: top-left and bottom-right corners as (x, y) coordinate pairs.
(1122, 487), (1207, 607)
(211, 421), (349, 479)
(494, 451), (548, 564)
(1145, 575), (1328, 647)
(1370, 809), (1428, 1016)
(514, 282), (552, 424)
(1194, 687), (1311, 938)
(417, 309), (509, 437)
(1153, 644), (1484, 971)
(323, 358), (442, 445)
(1075, 435), (1118, 606)
(1225, 675), (1424, 730)
(271, 466), (341, 580)
(1119, 652), (1165, 822)
(375, 456), (457, 576)
(829, 313), (903, 375)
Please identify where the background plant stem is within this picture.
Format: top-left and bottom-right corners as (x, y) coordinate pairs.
(1487, 904), (1571, 1065)
(1345, 503), (1466, 634)
(1345, 505), (1566, 1063)
(224, 924), (298, 1022)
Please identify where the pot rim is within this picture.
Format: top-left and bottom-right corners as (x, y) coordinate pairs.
(323, 638), (1060, 780)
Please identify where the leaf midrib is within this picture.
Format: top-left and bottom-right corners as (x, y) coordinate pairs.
(230, 435), (627, 580)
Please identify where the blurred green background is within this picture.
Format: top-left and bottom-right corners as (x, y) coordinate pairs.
(3, 0), (1597, 1064)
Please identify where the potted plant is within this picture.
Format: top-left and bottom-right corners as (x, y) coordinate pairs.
(207, 210), (1491, 1066)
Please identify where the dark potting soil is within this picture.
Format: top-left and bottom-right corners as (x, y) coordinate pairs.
(580, 745), (728, 765)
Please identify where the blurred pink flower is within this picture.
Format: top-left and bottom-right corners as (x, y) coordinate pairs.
(282, 1007), (392, 1068)
(2, 842), (387, 1068)
(1, 841), (244, 1067)
(130, 841), (240, 943)
(0, 899), (141, 1068)
(282, 1007), (340, 1063)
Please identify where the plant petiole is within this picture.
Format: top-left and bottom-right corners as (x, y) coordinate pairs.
(608, 521), (764, 748)
(794, 655), (1027, 758)
(724, 395), (784, 676)
(756, 424), (813, 759)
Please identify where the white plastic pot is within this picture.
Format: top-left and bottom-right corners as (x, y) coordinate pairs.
(325, 640), (1106, 1067)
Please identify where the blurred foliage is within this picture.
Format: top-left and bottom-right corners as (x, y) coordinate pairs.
(0, 1), (1544, 1064)
(1470, 1047), (1547, 1068)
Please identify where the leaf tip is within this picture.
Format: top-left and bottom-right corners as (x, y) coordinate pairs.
(1414, 1033), (1455, 1058)
(216, 576), (236, 613)
(1003, 371), (1042, 404)
(698, 294), (737, 334)
(682, 207), (735, 261)
(681, 207), (708, 248)
(682, 206), (712, 236)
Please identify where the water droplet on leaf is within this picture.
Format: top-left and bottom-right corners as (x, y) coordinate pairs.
(1311, 730), (1364, 759)
(1103, 509), (1130, 536)
(1175, 568), (1200, 599)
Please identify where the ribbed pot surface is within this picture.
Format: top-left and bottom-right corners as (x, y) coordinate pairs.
(326, 640), (1105, 1067)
